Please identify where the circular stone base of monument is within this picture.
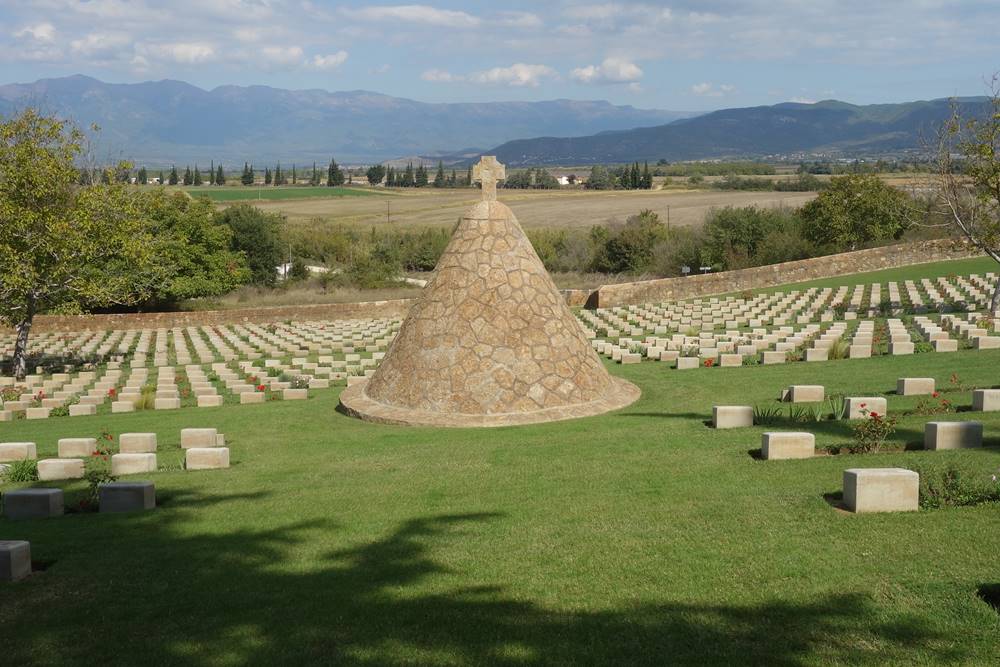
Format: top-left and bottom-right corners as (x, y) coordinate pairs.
(338, 377), (641, 428)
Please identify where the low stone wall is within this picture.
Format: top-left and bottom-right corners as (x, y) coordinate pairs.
(592, 240), (980, 308)
(32, 299), (415, 333)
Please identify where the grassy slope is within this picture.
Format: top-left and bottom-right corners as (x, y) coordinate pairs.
(2, 349), (1000, 664)
(184, 186), (381, 202)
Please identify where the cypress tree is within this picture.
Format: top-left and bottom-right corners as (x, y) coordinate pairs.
(158, 170), (164, 185)
(193, 165), (202, 186)
(137, 166), (147, 185)
(433, 160), (445, 187)
(415, 163), (428, 187)
(466, 165), (473, 187)
(182, 166), (192, 186)
(291, 164), (297, 185)
(216, 164), (225, 186)
(402, 163), (414, 187)
(386, 166), (395, 187)
(264, 167), (272, 185)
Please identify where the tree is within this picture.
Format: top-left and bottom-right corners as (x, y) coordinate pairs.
(366, 164), (386, 185)
(291, 164), (297, 186)
(585, 165), (614, 190)
(169, 165), (179, 185)
(274, 163), (284, 185)
(386, 166), (396, 187)
(401, 163), (414, 187)
(310, 162), (321, 186)
(466, 165), (473, 186)
(137, 166), (148, 185)
(433, 161), (445, 187)
(216, 164), (225, 186)
(327, 158), (344, 186)
(193, 165), (202, 186)
(935, 77), (1000, 313)
(0, 109), (155, 379)
(415, 164), (428, 187)
(264, 167), (272, 185)
(158, 170), (164, 185)
(143, 192), (250, 306)
(241, 162), (254, 186)
(799, 174), (909, 249)
(215, 203), (284, 286)
(183, 166), (193, 186)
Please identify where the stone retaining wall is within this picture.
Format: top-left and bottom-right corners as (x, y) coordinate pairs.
(24, 240), (982, 332)
(32, 299), (415, 332)
(592, 240), (980, 308)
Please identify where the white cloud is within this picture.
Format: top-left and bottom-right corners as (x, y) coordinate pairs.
(15, 23), (56, 42)
(262, 45), (305, 66)
(70, 32), (132, 58)
(342, 5), (480, 28)
(311, 51), (349, 70)
(571, 58), (642, 84)
(691, 82), (736, 97)
(497, 12), (542, 29)
(421, 68), (457, 83)
(143, 41), (216, 64)
(790, 96), (817, 104)
(468, 63), (557, 87)
(423, 63), (557, 87)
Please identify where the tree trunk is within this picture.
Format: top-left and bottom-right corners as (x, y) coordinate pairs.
(992, 278), (1000, 316)
(12, 296), (35, 382)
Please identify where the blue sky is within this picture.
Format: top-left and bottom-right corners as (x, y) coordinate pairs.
(2, 1), (998, 110)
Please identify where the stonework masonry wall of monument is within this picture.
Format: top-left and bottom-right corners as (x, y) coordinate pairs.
(26, 240), (981, 332)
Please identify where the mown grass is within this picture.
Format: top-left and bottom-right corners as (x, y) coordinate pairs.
(185, 186), (381, 202)
(2, 346), (1000, 664)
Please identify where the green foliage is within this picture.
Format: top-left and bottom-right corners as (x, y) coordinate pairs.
(327, 158), (345, 186)
(585, 165), (614, 190)
(799, 174), (910, 249)
(656, 161), (776, 176)
(215, 204), (284, 286)
(0, 108), (156, 378)
(288, 257), (310, 281)
(3, 458), (38, 482)
(144, 192), (251, 305)
(366, 164), (386, 185)
(505, 168), (561, 190)
(914, 462), (1000, 509)
(851, 408), (897, 453)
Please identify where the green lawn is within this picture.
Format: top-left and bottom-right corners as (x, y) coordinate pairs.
(2, 349), (1000, 664)
(184, 186), (381, 202)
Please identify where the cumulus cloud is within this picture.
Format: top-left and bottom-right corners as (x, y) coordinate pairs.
(571, 58), (642, 85)
(143, 41), (216, 64)
(261, 45), (305, 66)
(691, 82), (736, 97)
(497, 11), (542, 29)
(342, 4), (480, 28)
(14, 23), (55, 42)
(70, 32), (132, 58)
(311, 51), (349, 70)
(423, 63), (557, 87)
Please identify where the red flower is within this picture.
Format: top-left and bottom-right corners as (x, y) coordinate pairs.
(92, 451), (100, 456)
(256, 384), (266, 391)
(108, 388), (117, 396)
(870, 411), (880, 418)
(932, 391), (940, 398)
(860, 403), (867, 408)
(102, 455), (108, 461)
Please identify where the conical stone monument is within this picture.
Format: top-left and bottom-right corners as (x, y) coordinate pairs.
(339, 156), (640, 427)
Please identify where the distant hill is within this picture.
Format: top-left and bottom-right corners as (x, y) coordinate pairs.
(0, 75), (695, 165)
(484, 97), (991, 166)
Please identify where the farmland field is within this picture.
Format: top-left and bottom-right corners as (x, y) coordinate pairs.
(184, 186), (381, 202)
(241, 187), (818, 229)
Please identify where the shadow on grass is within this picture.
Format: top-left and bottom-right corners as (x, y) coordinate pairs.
(0, 497), (967, 665)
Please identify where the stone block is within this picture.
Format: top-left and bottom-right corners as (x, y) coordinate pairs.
(897, 377), (935, 396)
(719, 354), (743, 368)
(972, 389), (1000, 412)
(974, 336), (1000, 350)
(761, 432), (815, 460)
(154, 397), (180, 410)
(843, 468), (919, 513)
(58, 437), (97, 458)
(843, 397), (887, 420)
(25, 407), (50, 420)
(197, 395), (223, 408)
(924, 421), (983, 450)
(889, 342), (914, 355)
(119, 433), (157, 453)
(3, 488), (64, 520)
(762, 351), (786, 365)
(789, 385), (825, 403)
(0, 442), (37, 462)
(0, 541), (31, 582)
(346, 375), (368, 387)
(282, 388), (308, 400)
(849, 345), (872, 359)
(181, 428), (218, 449)
(676, 357), (699, 370)
(186, 447), (230, 470)
(308, 378), (330, 389)
(99, 481), (155, 514)
(933, 339), (958, 352)
(111, 453), (158, 475)
(37, 458), (85, 481)
(111, 400), (135, 413)
(240, 392), (265, 404)
(69, 404), (97, 417)
(712, 405), (753, 429)
(805, 349), (828, 362)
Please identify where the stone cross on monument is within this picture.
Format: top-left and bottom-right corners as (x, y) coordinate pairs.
(472, 156), (506, 201)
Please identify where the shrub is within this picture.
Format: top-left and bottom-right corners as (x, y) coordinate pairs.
(914, 463), (1000, 509)
(4, 459), (38, 482)
(851, 407), (897, 453)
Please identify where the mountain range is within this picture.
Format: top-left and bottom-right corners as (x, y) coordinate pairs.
(484, 97), (990, 165)
(0, 75), (692, 165)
